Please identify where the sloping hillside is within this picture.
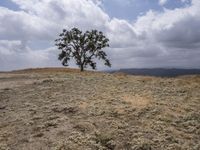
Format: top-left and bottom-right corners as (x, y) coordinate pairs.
(0, 68), (200, 150)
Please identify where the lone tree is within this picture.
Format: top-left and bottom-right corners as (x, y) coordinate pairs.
(55, 28), (111, 71)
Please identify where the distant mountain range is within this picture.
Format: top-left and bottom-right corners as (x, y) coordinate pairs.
(109, 68), (200, 77)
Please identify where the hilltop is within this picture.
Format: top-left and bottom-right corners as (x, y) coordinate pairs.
(0, 68), (200, 150)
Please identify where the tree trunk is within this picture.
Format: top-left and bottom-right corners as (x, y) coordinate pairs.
(80, 64), (84, 72)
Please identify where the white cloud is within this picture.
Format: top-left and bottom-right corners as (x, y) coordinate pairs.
(109, 0), (200, 69)
(0, 40), (60, 70)
(0, 0), (200, 71)
(0, 0), (111, 70)
(158, 0), (191, 6)
(159, 0), (168, 6)
(134, 1), (200, 49)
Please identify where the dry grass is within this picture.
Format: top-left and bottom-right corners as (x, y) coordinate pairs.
(0, 68), (200, 150)
(123, 94), (152, 108)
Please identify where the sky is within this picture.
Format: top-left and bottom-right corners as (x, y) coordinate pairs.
(0, 0), (200, 71)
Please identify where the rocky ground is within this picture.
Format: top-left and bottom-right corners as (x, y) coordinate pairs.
(0, 68), (200, 150)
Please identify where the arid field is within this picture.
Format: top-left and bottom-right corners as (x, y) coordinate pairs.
(0, 68), (200, 150)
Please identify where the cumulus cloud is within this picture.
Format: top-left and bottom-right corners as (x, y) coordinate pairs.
(109, 0), (200, 69)
(0, 0), (110, 70)
(134, 0), (200, 50)
(0, 40), (60, 70)
(0, 0), (200, 71)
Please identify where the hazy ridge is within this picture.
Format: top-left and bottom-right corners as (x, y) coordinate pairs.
(110, 68), (200, 77)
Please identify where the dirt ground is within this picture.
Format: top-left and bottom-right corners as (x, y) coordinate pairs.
(0, 68), (200, 150)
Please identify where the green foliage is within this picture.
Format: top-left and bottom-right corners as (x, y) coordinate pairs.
(55, 28), (111, 71)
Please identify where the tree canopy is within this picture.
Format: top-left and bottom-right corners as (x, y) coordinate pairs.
(55, 28), (111, 71)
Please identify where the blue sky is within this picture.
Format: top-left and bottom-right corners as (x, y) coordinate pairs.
(101, 0), (190, 21)
(0, 0), (19, 10)
(0, 0), (200, 71)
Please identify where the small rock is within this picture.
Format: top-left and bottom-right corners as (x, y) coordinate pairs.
(33, 132), (44, 137)
(0, 105), (6, 110)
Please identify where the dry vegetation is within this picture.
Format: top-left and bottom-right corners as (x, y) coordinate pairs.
(0, 68), (200, 150)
